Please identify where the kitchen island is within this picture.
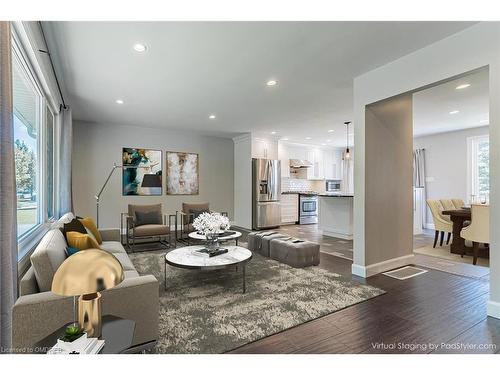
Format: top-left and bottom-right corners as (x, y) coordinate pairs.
(318, 194), (354, 240)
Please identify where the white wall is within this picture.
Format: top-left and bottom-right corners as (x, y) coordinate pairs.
(72, 121), (234, 228)
(352, 22), (500, 319)
(233, 134), (252, 229)
(413, 126), (489, 226)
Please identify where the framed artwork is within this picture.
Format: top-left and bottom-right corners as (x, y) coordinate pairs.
(166, 151), (199, 195)
(122, 148), (162, 196)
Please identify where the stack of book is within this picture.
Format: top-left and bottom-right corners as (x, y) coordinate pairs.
(48, 333), (105, 354)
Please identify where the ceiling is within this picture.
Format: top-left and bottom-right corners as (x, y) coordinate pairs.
(45, 21), (476, 147)
(413, 68), (489, 137)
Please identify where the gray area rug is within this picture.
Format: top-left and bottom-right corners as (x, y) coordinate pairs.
(129, 250), (385, 353)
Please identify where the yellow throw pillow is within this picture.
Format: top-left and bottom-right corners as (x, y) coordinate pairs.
(66, 231), (101, 250)
(79, 217), (102, 244)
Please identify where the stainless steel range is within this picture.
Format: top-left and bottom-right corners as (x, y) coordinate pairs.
(299, 193), (318, 224)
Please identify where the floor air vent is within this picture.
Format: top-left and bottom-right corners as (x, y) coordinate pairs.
(382, 266), (428, 280)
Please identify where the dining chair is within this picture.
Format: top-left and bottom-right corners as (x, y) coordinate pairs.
(451, 199), (465, 209)
(427, 199), (453, 248)
(460, 204), (489, 265)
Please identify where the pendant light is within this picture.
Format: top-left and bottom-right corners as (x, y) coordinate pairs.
(344, 121), (351, 160)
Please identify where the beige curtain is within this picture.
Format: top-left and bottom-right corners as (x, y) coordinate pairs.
(0, 21), (18, 352)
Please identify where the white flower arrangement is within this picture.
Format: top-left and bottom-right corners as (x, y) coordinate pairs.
(192, 212), (230, 235)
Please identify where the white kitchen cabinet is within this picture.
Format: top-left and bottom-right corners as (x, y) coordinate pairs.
(324, 149), (342, 180)
(281, 193), (299, 224)
(278, 142), (290, 178)
(252, 137), (278, 159)
(323, 150), (334, 180)
(307, 148), (325, 180)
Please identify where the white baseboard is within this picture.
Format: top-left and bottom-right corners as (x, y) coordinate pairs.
(487, 300), (500, 320)
(322, 229), (353, 240)
(352, 253), (415, 278)
(424, 223), (435, 230)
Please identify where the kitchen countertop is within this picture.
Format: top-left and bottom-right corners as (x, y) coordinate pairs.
(282, 191), (354, 197)
(282, 191), (319, 195)
(318, 194), (354, 197)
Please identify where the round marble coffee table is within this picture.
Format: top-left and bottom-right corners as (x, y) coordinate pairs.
(164, 245), (252, 293)
(187, 230), (242, 245)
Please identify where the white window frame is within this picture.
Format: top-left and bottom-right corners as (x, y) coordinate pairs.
(467, 134), (489, 202)
(12, 24), (60, 261)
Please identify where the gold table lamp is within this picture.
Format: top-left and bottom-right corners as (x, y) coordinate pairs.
(51, 249), (124, 337)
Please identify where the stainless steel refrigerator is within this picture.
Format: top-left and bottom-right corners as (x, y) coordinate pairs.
(252, 158), (281, 229)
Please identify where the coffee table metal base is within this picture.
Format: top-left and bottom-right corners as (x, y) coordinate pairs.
(164, 245), (251, 294)
(164, 260), (248, 293)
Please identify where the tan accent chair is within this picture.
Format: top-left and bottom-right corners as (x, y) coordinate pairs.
(121, 204), (175, 251)
(176, 203), (210, 242)
(461, 204), (489, 265)
(427, 199), (453, 248)
(176, 203), (228, 243)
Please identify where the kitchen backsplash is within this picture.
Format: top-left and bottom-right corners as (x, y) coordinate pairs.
(282, 178), (325, 193)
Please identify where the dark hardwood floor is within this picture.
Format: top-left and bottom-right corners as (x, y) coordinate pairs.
(229, 225), (500, 354)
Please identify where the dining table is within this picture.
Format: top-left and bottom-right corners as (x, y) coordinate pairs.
(442, 208), (471, 255)
(442, 207), (489, 259)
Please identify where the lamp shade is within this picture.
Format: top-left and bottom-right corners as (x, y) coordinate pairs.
(51, 249), (124, 296)
(141, 173), (162, 188)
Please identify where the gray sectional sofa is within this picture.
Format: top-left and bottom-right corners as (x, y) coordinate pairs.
(12, 213), (159, 352)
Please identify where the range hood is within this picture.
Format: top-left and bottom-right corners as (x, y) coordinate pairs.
(289, 159), (313, 168)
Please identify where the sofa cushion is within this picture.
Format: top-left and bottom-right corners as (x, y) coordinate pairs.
(30, 229), (68, 292)
(135, 209), (162, 226)
(60, 218), (88, 240)
(133, 224), (170, 237)
(128, 204), (162, 225)
(79, 217), (103, 244)
(100, 241), (127, 255)
(124, 270), (140, 279)
(66, 231), (101, 250)
(112, 253), (136, 271)
(50, 212), (75, 230)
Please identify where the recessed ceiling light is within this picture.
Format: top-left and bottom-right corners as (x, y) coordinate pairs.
(281, 137), (289, 141)
(326, 139), (331, 142)
(328, 129), (334, 133)
(271, 131), (277, 135)
(321, 143), (327, 146)
(266, 80), (277, 86)
(305, 137), (312, 140)
(209, 114), (216, 119)
(133, 43), (147, 52)
(115, 99), (124, 104)
(456, 83), (470, 90)
(449, 110), (459, 115)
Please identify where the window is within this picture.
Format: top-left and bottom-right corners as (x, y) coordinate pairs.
(12, 28), (58, 259)
(467, 135), (489, 203)
(13, 47), (42, 238)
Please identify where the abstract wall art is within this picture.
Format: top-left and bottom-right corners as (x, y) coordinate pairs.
(122, 148), (162, 196)
(166, 151), (199, 195)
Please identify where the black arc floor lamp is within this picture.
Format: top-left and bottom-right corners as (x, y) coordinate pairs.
(95, 163), (161, 227)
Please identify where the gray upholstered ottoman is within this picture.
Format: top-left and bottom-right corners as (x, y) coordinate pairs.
(269, 238), (320, 268)
(247, 231), (288, 257)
